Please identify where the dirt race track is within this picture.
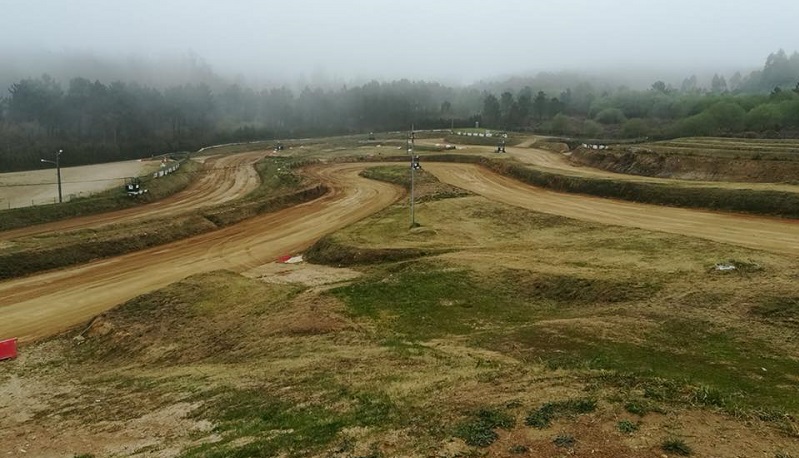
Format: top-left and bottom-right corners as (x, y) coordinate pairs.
(1, 158), (798, 342)
(0, 151), (267, 242)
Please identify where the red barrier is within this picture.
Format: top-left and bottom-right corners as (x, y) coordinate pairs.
(0, 338), (18, 361)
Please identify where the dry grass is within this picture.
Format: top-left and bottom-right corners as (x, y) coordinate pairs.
(3, 168), (799, 457)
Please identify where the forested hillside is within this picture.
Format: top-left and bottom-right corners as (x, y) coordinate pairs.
(1, 50), (797, 171)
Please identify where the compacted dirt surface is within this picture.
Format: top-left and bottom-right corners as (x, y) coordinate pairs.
(2, 158), (799, 343)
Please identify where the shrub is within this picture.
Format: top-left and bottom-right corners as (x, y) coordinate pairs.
(624, 401), (648, 416)
(617, 419), (639, 434)
(553, 434), (576, 448)
(455, 408), (515, 447)
(662, 438), (692, 456)
(525, 398), (597, 429)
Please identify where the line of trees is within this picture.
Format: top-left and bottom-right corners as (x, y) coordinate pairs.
(1, 50), (798, 172)
(479, 50), (799, 138)
(0, 77), (481, 171)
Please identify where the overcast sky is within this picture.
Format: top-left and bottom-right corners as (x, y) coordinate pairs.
(1, 0), (797, 85)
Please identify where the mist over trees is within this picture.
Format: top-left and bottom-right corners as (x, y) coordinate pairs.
(1, 49), (798, 172)
(480, 50), (799, 140)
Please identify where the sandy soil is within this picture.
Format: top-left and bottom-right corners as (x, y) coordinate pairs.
(0, 151), (266, 241)
(0, 160), (162, 209)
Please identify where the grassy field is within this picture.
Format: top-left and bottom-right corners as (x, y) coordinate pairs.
(6, 166), (798, 457)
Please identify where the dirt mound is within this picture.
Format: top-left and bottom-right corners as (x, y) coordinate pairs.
(571, 147), (799, 182)
(70, 271), (352, 366)
(535, 141), (571, 153)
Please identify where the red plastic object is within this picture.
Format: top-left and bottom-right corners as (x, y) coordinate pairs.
(0, 338), (17, 361)
(277, 254), (292, 263)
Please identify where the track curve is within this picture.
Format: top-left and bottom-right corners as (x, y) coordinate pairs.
(0, 151), (267, 242)
(0, 164), (403, 342)
(424, 163), (799, 256)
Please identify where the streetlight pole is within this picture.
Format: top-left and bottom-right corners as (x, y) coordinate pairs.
(40, 149), (63, 203)
(408, 127), (416, 228)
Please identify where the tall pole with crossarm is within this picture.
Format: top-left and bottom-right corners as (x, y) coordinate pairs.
(40, 149), (63, 203)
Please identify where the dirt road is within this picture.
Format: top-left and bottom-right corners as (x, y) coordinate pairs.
(0, 164), (403, 342)
(425, 163), (799, 256)
(0, 151), (266, 242)
(418, 138), (799, 193)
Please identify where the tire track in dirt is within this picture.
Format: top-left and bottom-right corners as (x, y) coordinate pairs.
(0, 164), (403, 342)
(425, 162), (799, 256)
(0, 151), (266, 242)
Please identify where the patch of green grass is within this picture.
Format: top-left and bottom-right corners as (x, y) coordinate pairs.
(455, 408), (515, 447)
(524, 398), (597, 429)
(661, 438), (692, 456)
(553, 434), (576, 448)
(617, 419), (639, 434)
(331, 264), (523, 339)
(183, 387), (398, 458)
(509, 319), (799, 414)
(248, 156), (305, 199)
(360, 166), (412, 187)
(691, 385), (728, 408)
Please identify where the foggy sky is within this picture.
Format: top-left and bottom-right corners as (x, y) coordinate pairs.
(2, 0), (798, 86)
